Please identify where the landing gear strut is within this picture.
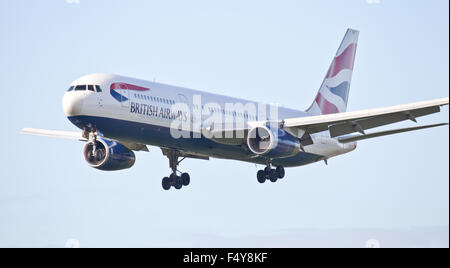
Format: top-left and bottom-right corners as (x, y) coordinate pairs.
(161, 150), (191, 191)
(257, 159), (285, 184)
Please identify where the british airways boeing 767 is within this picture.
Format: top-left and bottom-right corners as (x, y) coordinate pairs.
(22, 29), (449, 191)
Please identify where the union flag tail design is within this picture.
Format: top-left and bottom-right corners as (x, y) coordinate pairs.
(307, 29), (359, 115)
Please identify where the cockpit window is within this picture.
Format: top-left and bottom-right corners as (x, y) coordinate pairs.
(75, 85), (86, 91)
(71, 84), (102, 92)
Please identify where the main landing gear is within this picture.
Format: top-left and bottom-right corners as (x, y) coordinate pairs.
(257, 160), (285, 184)
(161, 150), (191, 191)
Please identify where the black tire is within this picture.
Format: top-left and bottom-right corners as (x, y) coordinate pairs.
(276, 166), (285, 179)
(174, 177), (183, 190)
(162, 177), (171, 190)
(181, 173), (190, 186)
(257, 170), (266, 183)
(96, 151), (103, 162)
(269, 169), (278, 183)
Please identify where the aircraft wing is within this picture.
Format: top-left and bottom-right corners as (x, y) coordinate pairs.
(21, 128), (87, 141)
(21, 128), (149, 152)
(337, 123), (448, 143)
(283, 98), (449, 142)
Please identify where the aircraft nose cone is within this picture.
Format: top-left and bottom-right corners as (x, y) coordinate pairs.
(62, 92), (84, 116)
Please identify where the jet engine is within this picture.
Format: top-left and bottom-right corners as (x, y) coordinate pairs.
(247, 125), (301, 159)
(83, 138), (135, 171)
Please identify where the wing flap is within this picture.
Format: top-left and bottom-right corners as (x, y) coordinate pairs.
(338, 123), (448, 143)
(206, 128), (249, 145)
(329, 106), (440, 137)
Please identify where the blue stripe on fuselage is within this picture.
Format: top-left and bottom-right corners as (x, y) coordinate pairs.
(68, 115), (323, 167)
(110, 89), (128, 102)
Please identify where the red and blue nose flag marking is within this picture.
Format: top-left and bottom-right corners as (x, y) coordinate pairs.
(110, 82), (149, 102)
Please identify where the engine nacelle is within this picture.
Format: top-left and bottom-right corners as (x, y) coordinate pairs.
(247, 125), (301, 159)
(83, 138), (135, 171)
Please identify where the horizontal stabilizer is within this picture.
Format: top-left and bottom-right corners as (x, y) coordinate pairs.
(338, 123), (448, 143)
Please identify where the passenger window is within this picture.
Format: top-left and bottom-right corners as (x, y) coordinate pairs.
(88, 85), (95, 92)
(75, 85), (86, 91)
(95, 85), (102, 92)
(67, 86), (74, 92)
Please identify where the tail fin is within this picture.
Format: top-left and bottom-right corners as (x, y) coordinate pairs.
(307, 28), (359, 115)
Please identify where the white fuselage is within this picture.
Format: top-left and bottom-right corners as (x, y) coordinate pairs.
(63, 74), (356, 167)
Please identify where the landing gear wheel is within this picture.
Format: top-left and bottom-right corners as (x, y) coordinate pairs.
(257, 170), (266, 184)
(162, 177), (171, 190)
(276, 166), (285, 179)
(174, 177), (183, 190)
(181, 173), (190, 186)
(163, 150), (191, 191)
(269, 169), (278, 183)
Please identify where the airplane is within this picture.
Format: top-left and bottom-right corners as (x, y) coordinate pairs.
(22, 29), (449, 191)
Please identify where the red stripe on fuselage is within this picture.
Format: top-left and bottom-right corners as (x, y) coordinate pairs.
(325, 43), (357, 79)
(315, 92), (339, 114)
(110, 83), (149, 91)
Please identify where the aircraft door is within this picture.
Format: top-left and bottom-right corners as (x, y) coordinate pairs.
(95, 85), (104, 108)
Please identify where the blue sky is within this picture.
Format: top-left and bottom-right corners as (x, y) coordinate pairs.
(0, 0), (448, 247)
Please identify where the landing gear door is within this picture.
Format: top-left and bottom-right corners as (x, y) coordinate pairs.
(96, 85), (104, 108)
